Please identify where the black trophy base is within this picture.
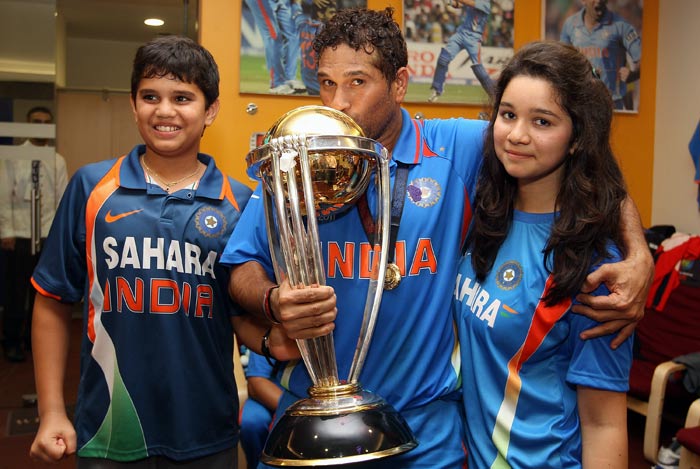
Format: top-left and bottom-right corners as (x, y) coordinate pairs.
(261, 385), (417, 466)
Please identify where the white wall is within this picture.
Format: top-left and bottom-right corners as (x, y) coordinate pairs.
(0, 0), (55, 82)
(65, 37), (140, 91)
(652, 0), (700, 234)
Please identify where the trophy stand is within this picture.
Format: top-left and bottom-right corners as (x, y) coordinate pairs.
(246, 106), (417, 466)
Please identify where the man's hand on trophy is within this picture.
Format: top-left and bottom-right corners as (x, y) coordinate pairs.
(274, 280), (337, 340)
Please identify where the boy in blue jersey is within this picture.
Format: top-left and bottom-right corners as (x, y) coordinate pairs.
(28, 36), (324, 468)
(560, 0), (641, 111)
(223, 8), (652, 468)
(456, 41), (631, 468)
(240, 352), (283, 468)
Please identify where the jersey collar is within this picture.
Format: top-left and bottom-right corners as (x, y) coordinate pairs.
(119, 144), (226, 200)
(390, 108), (439, 167)
(579, 7), (615, 28)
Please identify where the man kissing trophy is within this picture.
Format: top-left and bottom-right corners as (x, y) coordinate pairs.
(246, 105), (417, 466)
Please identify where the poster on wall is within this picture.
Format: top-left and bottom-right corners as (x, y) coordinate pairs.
(403, 0), (514, 105)
(542, 0), (643, 113)
(240, 0), (367, 96)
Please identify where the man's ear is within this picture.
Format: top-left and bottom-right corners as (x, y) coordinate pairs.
(393, 67), (409, 103)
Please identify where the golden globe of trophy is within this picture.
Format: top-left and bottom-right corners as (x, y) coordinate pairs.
(246, 105), (417, 466)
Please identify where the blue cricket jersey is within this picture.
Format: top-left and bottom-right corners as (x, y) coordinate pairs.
(32, 145), (252, 461)
(454, 210), (633, 468)
(222, 108), (486, 468)
(560, 8), (641, 104)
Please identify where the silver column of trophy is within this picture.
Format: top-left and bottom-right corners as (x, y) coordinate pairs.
(246, 105), (417, 466)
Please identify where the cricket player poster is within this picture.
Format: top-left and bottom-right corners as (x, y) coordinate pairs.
(240, 0), (366, 96)
(543, 0), (643, 113)
(403, 0), (514, 105)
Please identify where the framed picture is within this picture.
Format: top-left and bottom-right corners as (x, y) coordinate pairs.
(403, 0), (514, 105)
(542, 0), (643, 113)
(239, 0), (367, 96)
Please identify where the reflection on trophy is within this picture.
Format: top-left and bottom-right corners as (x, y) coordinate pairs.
(246, 105), (417, 466)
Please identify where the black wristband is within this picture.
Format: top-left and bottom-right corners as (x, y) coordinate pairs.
(261, 327), (275, 366)
(262, 285), (281, 325)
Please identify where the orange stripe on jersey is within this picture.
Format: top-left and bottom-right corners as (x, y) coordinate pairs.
(492, 275), (572, 456)
(515, 277), (571, 366)
(460, 185), (473, 247)
(256, 0), (278, 40)
(31, 277), (62, 301)
(410, 119), (422, 164)
(219, 175), (241, 212)
(412, 119), (439, 161)
(84, 157), (125, 343)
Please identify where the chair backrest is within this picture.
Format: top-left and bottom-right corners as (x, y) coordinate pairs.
(637, 283), (700, 366)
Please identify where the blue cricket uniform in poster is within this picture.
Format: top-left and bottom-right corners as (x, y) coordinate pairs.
(430, 0), (493, 96)
(244, 0), (299, 91)
(560, 7), (641, 110)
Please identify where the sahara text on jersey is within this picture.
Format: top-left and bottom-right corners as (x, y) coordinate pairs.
(102, 236), (218, 278)
(454, 272), (499, 328)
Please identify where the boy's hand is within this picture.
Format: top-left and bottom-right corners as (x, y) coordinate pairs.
(573, 253), (654, 349)
(268, 326), (302, 361)
(30, 411), (77, 463)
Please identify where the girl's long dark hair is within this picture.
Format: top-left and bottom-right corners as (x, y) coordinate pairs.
(467, 41), (628, 306)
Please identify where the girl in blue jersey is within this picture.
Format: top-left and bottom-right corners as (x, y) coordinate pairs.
(455, 40), (632, 468)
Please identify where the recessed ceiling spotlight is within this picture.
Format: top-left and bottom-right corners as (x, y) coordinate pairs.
(144, 18), (165, 27)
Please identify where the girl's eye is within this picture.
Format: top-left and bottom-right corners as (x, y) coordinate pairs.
(535, 118), (551, 127)
(175, 96), (190, 103)
(500, 111), (515, 120)
(142, 94), (158, 102)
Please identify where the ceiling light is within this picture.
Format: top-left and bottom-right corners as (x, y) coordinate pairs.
(144, 18), (164, 27)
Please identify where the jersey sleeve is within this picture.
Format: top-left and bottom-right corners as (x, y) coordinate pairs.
(31, 167), (93, 303)
(450, 118), (486, 204)
(560, 17), (573, 44)
(245, 351), (275, 379)
(220, 184), (276, 279)
(565, 242), (633, 392)
(621, 21), (642, 63)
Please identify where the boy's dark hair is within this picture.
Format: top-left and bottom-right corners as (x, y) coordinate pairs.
(312, 7), (407, 84)
(131, 35), (219, 108)
(27, 106), (53, 121)
(468, 40), (628, 306)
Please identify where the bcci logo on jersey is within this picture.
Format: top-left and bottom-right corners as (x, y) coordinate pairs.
(195, 207), (227, 238)
(495, 260), (522, 291)
(407, 177), (441, 208)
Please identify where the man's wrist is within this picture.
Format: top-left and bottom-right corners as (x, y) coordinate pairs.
(262, 284), (281, 324)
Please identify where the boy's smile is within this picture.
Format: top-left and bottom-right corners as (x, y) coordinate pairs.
(131, 74), (218, 167)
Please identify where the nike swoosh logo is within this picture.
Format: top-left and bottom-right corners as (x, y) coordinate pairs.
(105, 209), (144, 223)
